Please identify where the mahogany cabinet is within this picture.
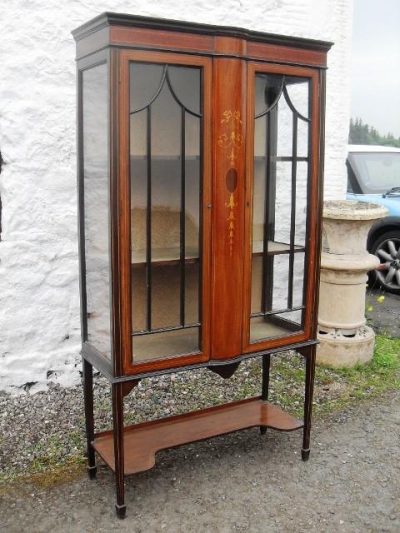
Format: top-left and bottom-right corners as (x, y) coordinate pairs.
(73, 12), (331, 518)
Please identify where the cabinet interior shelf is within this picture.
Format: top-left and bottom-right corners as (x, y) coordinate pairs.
(131, 245), (199, 266)
(131, 241), (305, 266)
(253, 240), (305, 255)
(93, 397), (303, 475)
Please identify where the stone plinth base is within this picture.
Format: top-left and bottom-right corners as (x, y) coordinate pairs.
(317, 200), (387, 369)
(317, 325), (375, 368)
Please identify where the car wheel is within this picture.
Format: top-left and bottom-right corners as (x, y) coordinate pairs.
(370, 230), (400, 294)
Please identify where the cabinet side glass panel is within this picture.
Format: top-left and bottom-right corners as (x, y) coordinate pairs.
(82, 63), (111, 357)
(250, 73), (310, 343)
(130, 62), (202, 362)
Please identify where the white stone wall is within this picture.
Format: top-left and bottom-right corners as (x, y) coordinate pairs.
(0, 0), (352, 393)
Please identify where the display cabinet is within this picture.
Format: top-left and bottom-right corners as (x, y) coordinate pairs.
(73, 13), (331, 518)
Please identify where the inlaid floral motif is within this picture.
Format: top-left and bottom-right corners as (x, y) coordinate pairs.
(217, 110), (243, 166)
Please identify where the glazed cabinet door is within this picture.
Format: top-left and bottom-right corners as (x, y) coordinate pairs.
(79, 57), (113, 365)
(119, 51), (212, 375)
(243, 63), (321, 353)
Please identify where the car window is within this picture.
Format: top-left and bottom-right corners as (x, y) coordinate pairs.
(346, 159), (360, 194)
(348, 152), (400, 194)
(347, 177), (353, 193)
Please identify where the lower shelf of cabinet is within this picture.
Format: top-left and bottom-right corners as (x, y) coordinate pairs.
(92, 397), (303, 475)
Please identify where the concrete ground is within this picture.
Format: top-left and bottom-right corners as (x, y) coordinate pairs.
(0, 391), (399, 532)
(1, 289), (399, 532)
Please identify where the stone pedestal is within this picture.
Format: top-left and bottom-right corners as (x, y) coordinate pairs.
(317, 200), (388, 367)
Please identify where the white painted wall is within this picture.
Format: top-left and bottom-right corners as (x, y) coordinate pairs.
(0, 0), (353, 393)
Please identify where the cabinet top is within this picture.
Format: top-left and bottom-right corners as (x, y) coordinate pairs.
(72, 12), (332, 54)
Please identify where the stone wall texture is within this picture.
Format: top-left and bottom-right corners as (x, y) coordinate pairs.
(0, 0), (353, 393)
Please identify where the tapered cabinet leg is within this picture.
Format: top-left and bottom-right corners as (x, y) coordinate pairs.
(260, 354), (271, 435)
(83, 358), (97, 479)
(112, 382), (126, 518)
(302, 346), (316, 461)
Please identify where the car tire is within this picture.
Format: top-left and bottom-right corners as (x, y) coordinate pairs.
(369, 230), (400, 294)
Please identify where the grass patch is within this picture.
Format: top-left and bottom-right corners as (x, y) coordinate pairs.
(270, 335), (400, 418)
(0, 460), (85, 496)
(0, 430), (86, 485)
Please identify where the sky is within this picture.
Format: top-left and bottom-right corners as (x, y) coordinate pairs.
(351, 0), (400, 137)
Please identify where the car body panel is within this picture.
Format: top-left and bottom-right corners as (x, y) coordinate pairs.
(346, 144), (400, 292)
(347, 193), (400, 216)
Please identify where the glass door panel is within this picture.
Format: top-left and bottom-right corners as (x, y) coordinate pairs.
(250, 72), (311, 343)
(130, 62), (203, 362)
(81, 62), (111, 358)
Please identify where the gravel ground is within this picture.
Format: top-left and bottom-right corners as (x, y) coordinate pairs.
(0, 390), (399, 532)
(0, 357), (301, 480)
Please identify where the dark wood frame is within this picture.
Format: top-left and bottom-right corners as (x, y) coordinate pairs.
(74, 13), (331, 518)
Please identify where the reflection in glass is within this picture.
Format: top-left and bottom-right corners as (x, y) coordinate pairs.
(276, 98), (293, 156)
(168, 66), (201, 115)
(250, 311), (302, 343)
(293, 253), (306, 307)
(82, 63), (111, 357)
(130, 62), (202, 362)
(254, 74), (283, 117)
(295, 163), (308, 247)
(274, 162), (292, 244)
(284, 76), (310, 119)
(250, 73), (310, 342)
(297, 119), (309, 158)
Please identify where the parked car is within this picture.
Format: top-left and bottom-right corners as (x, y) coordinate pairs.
(347, 144), (400, 293)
